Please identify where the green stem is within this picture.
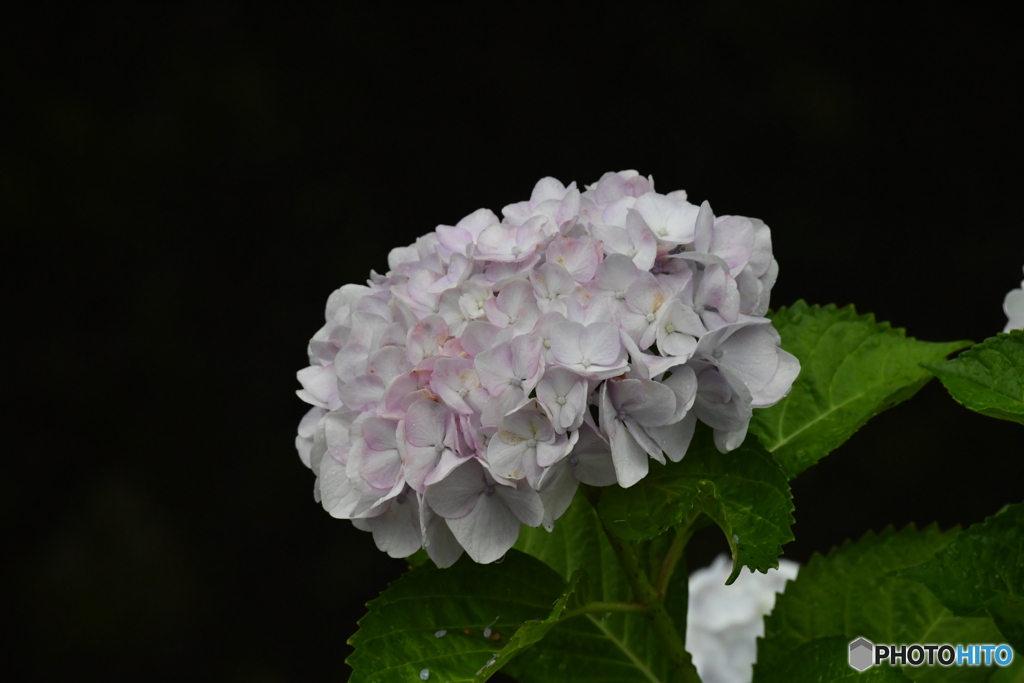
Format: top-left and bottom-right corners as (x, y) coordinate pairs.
(560, 601), (649, 621)
(654, 513), (698, 602)
(604, 532), (701, 683)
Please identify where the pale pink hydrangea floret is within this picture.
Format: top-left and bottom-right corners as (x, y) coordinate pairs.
(294, 171), (799, 565)
(1004, 266), (1024, 332)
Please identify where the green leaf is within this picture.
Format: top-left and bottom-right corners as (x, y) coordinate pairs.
(756, 525), (1006, 683)
(346, 550), (567, 683)
(473, 571), (582, 681)
(749, 301), (970, 477)
(509, 495), (691, 683)
(923, 330), (1024, 426)
(900, 502), (1024, 652)
(754, 636), (914, 683)
(596, 423), (794, 583)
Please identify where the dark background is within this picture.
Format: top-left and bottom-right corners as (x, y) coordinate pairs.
(4, 3), (1022, 681)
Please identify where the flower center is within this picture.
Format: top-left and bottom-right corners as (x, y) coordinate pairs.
(543, 339), (551, 348)
(555, 396), (567, 405)
(665, 323), (675, 333)
(713, 348), (724, 359)
(525, 439), (537, 449)
(458, 387), (468, 397)
(646, 312), (656, 322)
(580, 357), (590, 367)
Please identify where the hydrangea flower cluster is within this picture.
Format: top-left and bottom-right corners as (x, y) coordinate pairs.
(294, 171), (799, 567)
(686, 555), (799, 683)
(1004, 265), (1024, 332)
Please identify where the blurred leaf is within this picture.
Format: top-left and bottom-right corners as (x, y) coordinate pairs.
(901, 502), (1024, 651)
(754, 636), (913, 683)
(750, 301), (970, 477)
(757, 525), (1004, 683)
(923, 330), (1024, 426)
(596, 424), (793, 583)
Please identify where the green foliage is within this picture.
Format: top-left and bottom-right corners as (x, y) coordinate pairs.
(473, 571), (582, 681)
(596, 424), (794, 583)
(901, 502), (1024, 652)
(754, 637), (914, 683)
(749, 301), (970, 477)
(510, 495), (692, 683)
(346, 550), (567, 683)
(756, 525), (1005, 683)
(923, 330), (1024, 426)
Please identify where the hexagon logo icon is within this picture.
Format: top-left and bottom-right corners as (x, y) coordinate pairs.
(849, 637), (874, 671)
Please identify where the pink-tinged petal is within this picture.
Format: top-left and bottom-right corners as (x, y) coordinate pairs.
(420, 498), (464, 568)
(479, 385), (528, 427)
(623, 417), (665, 464)
(494, 481), (544, 527)
(430, 357), (484, 415)
(634, 192), (700, 244)
(424, 458), (485, 519)
(446, 491), (521, 564)
(751, 347), (800, 408)
(694, 264), (741, 323)
(356, 443), (403, 491)
(475, 223), (520, 262)
(621, 378), (677, 427)
(662, 365), (698, 420)
(510, 333), (546, 393)
(319, 452), (357, 518)
(486, 436), (530, 480)
(366, 492), (422, 558)
(379, 370), (428, 419)
(474, 342), (515, 396)
(297, 365), (337, 408)
(461, 321), (512, 358)
(550, 321), (585, 366)
(624, 210), (657, 270)
(600, 196), (636, 225)
(546, 235), (601, 283)
(362, 416), (399, 451)
(646, 412), (697, 463)
(435, 224), (473, 256)
(406, 315), (449, 365)
(531, 176), (568, 204)
(403, 399), (449, 448)
(624, 273), (664, 316)
(579, 322), (625, 367)
(367, 345), (412, 387)
(609, 420), (649, 488)
(530, 262), (576, 306)
(535, 433), (570, 468)
(555, 187), (581, 231)
(713, 422), (749, 453)
(536, 460), (579, 531)
(692, 366), (752, 432)
(591, 223), (633, 258)
(337, 373), (386, 411)
(570, 423), (618, 486)
(709, 215), (755, 275)
(693, 200), (715, 253)
(424, 449), (470, 487)
(593, 252), (642, 296)
(297, 406), (324, 440)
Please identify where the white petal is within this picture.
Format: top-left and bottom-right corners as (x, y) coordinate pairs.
(445, 492), (521, 564)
